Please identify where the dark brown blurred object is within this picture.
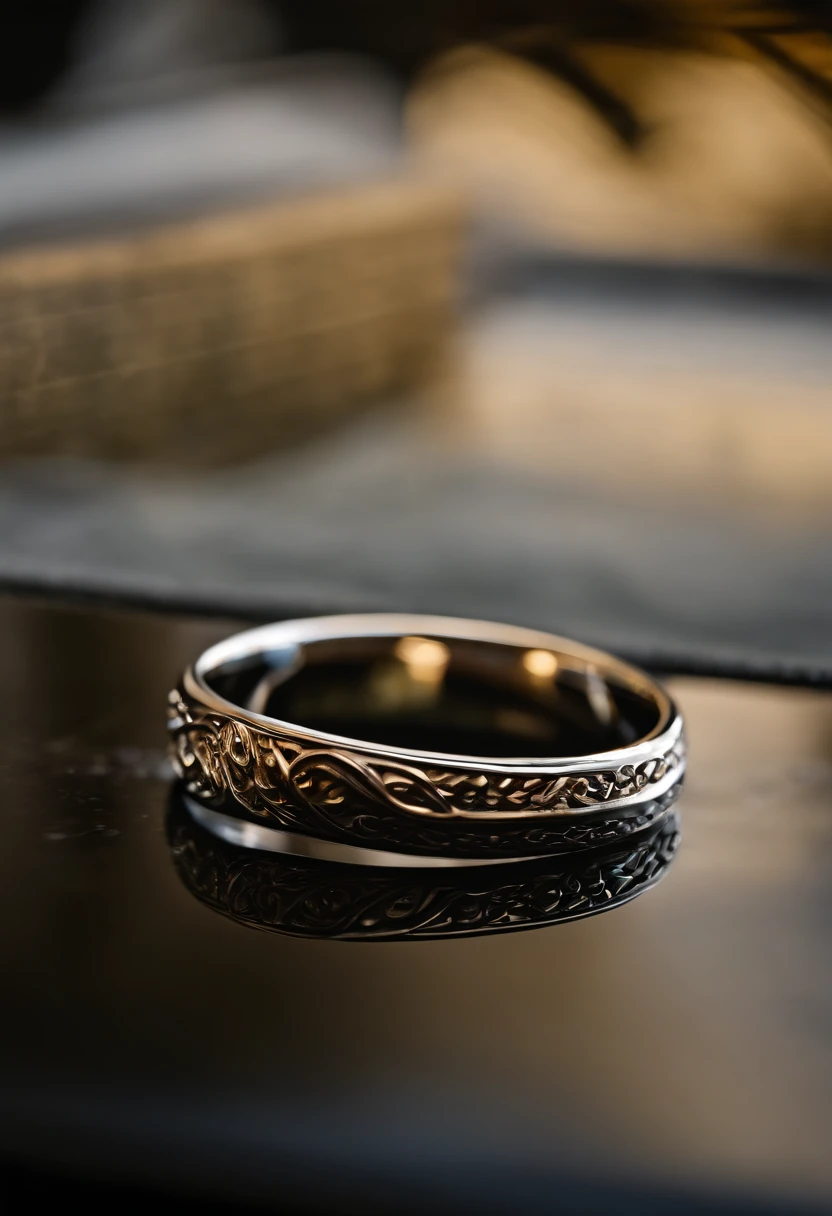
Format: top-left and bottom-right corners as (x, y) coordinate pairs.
(0, 179), (462, 463)
(10, 3), (832, 137)
(278, 0), (832, 145)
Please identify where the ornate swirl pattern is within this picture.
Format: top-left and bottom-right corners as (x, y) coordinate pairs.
(167, 800), (681, 940)
(168, 687), (684, 859)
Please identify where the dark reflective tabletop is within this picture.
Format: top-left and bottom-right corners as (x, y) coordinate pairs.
(1, 596), (831, 1213)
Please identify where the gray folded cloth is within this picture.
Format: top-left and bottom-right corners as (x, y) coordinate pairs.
(1, 412), (830, 683)
(0, 57), (400, 250)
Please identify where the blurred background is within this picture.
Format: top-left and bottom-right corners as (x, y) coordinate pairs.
(2, 0), (832, 677)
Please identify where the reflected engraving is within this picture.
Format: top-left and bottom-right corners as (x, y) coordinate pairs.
(167, 798), (680, 942)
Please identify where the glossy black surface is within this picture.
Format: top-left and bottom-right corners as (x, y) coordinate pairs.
(1, 596), (832, 1213)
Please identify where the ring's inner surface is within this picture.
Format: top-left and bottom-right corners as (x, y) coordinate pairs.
(204, 633), (662, 758)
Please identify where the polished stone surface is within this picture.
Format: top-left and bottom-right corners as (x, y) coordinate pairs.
(1, 595), (831, 1212)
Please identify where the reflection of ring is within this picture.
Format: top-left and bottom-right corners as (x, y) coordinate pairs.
(167, 797), (681, 941)
(168, 614), (685, 864)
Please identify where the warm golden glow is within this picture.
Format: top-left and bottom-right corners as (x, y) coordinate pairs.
(394, 636), (451, 684)
(522, 648), (558, 679)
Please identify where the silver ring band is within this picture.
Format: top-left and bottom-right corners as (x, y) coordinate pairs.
(168, 613), (685, 862)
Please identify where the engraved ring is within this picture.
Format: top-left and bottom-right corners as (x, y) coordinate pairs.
(168, 614), (686, 866)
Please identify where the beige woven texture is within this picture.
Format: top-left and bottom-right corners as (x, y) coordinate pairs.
(0, 177), (463, 462)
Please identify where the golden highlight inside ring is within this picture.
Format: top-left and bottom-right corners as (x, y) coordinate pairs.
(394, 635), (451, 685)
(522, 648), (559, 679)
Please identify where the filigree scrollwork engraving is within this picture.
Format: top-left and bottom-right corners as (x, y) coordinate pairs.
(168, 687), (684, 859)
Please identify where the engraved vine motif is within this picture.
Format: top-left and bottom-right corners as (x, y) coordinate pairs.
(167, 687), (684, 857)
(168, 688), (683, 816)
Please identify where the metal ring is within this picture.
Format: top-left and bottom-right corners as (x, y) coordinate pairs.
(168, 613), (685, 862)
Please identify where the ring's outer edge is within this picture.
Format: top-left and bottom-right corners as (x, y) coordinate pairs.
(186, 613), (680, 770)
